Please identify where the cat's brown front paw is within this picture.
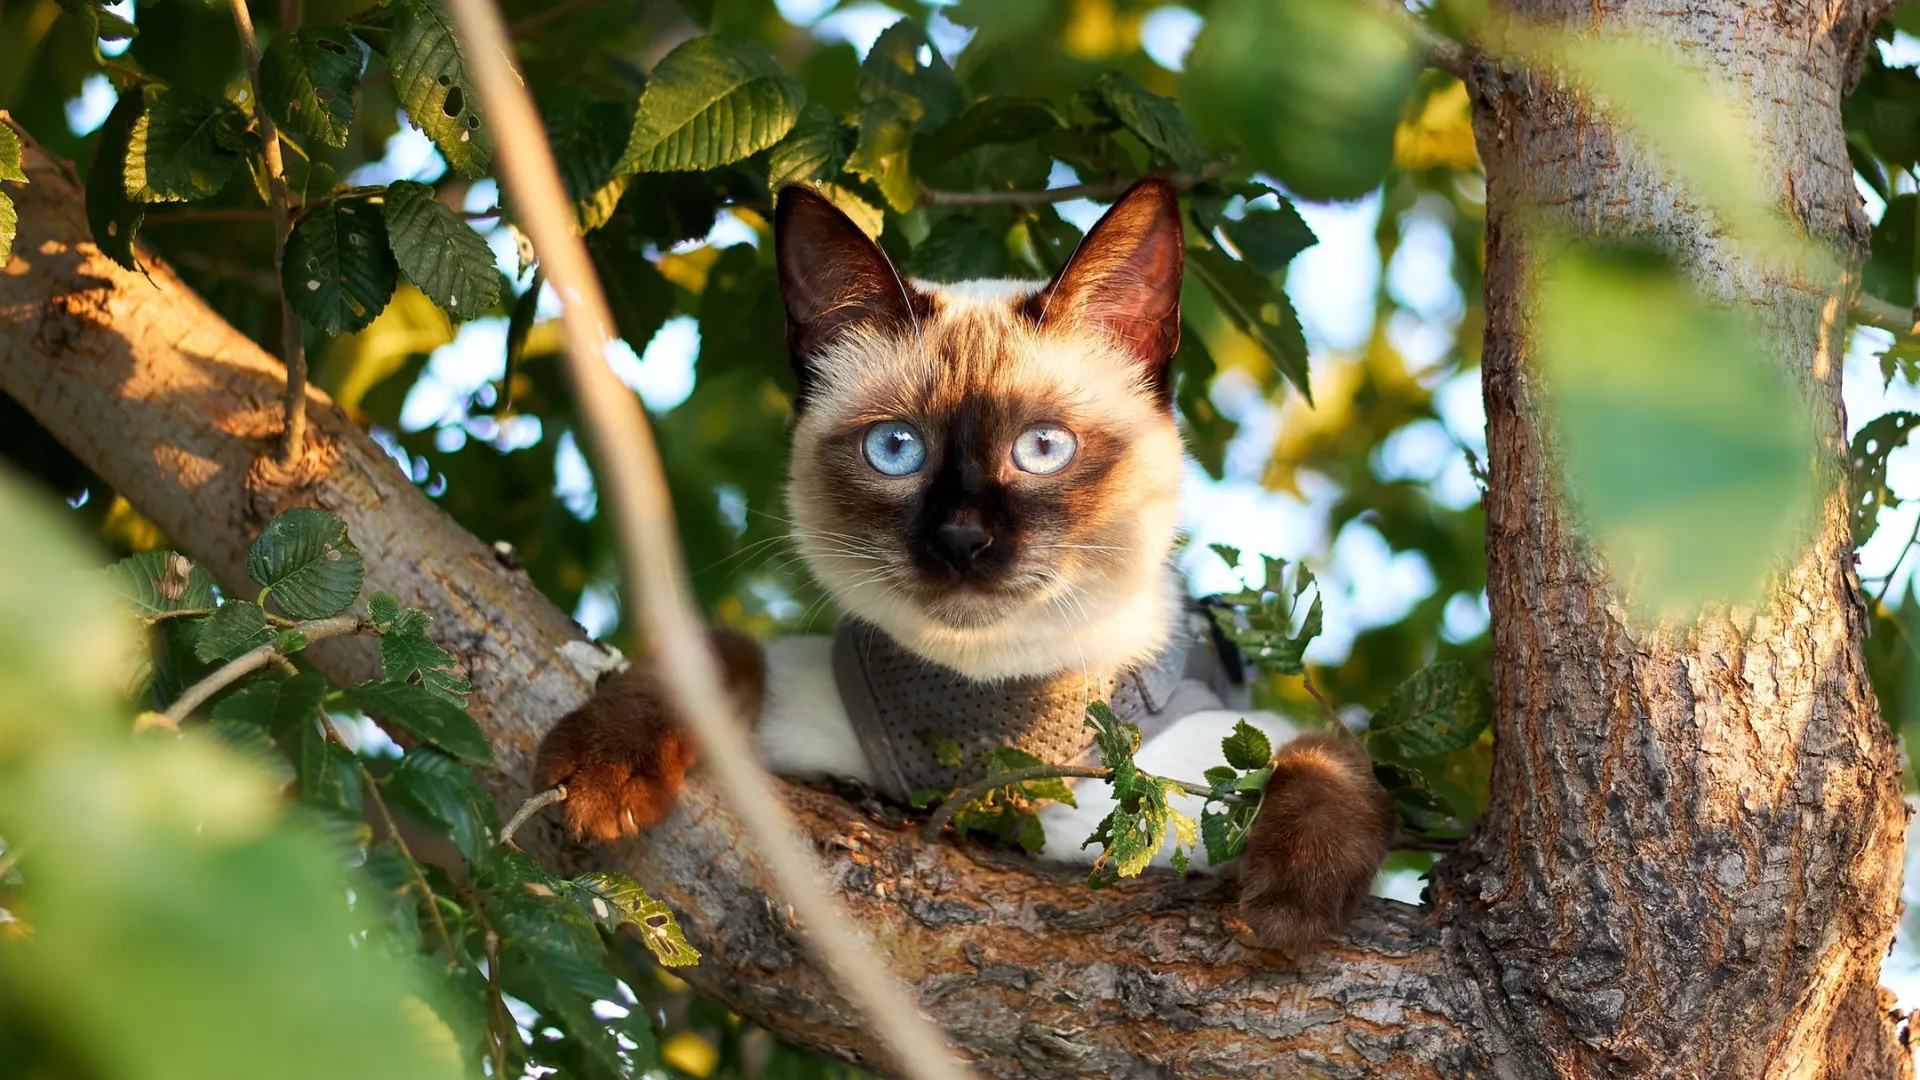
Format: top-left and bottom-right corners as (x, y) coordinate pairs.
(1236, 733), (1395, 954)
(534, 629), (767, 843)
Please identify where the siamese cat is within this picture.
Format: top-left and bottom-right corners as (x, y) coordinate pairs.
(533, 178), (1393, 952)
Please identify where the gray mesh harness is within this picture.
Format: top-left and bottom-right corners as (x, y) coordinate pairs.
(831, 605), (1242, 802)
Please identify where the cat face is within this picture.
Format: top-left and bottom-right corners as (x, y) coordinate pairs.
(776, 180), (1188, 680)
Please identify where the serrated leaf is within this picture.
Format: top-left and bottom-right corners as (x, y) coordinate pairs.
(1088, 71), (1205, 171)
(1187, 244), (1311, 402)
(382, 180), (498, 321)
(367, 591), (402, 629)
(1849, 411), (1919, 547)
(285, 197), (399, 335)
(618, 35), (803, 174)
(346, 680), (492, 765)
(385, 748), (497, 864)
(845, 20), (961, 212)
(563, 871), (700, 967)
(1173, 326), (1235, 479)
(0, 123), (26, 183)
(373, 0), (491, 176)
(293, 717), (364, 817)
(211, 672), (331, 733)
(0, 190), (16, 266)
(274, 629), (311, 654)
(125, 88), (245, 203)
(107, 551), (217, 615)
(194, 601), (272, 661)
(380, 617), (470, 704)
(247, 508), (367, 619)
(1373, 761), (1458, 834)
(86, 87), (147, 270)
(200, 718), (297, 786)
(1210, 543), (1243, 571)
(543, 91), (631, 231)
(1221, 201), (1317, 275)
(1220, 719), (1272, 770)
(491, 888), (619, 999)
(1367, 660), (1490, 763)
(261, 27), (364, 149)
(1202, 764), (1238, 792)
(766, 103), (848, 183)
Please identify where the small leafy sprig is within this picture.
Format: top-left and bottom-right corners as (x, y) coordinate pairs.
(910, 735), (1076, 854)
(107, 507), (698, 1079)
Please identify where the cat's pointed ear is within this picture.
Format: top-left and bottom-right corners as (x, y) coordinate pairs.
(775, 185), (926, 394)
(1027, 177), (1184, 382)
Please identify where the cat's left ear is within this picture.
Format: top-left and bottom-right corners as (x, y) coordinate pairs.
(1026, 177), (1184, 386)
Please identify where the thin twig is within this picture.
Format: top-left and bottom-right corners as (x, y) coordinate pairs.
(142, 606), (219, 624)
(360, 759), (462, 967)
(226, 0), (308, 467)
(146, 205), (503, 223)
(159, 614), (368, 724)
(919, 765), (1221, 843)
(436, 1), (976, 1077)
(507, 0), (602, 38)
(482, 922), (511, 1078)
(1854, 292), (1920, 337)
(1874, 511), (1920, 609)
(1376, 0), (1474, 80)
(922, 164), (1227, 207)
(499, 785), (566, 848)
(1395, 834), (1459, 854)
(1301, 670), (1349, 733)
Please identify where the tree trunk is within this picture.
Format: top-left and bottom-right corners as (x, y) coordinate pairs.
(1433, 0), (1912, 1076)
(0, 0), (1914, 1065)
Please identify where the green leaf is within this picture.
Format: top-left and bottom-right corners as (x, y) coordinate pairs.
(1373, 761), (1458, 834)
(1849, 411), (1920, 547)
(210, 672), (331, 733)
(1210, 543), (1243, 571)
(542, 91), (631, 231)
(766, 103), (849, 183)
(1207, 558), (1321, 676)
(292, 717), (364, 817)
(125, 88), (245, 203)
(247, 508), (366, 619)
(1187, 244), (1311, 402)
(285, 197), (399, 336)
(905, 213), (1014, 282)
(1182, 0), (1419, 201)
(1173, 325), (1235, 480)
(107, 551), (217, 616)
(563, 871), (700, 967)
(194, 601), (272, 662)
(849, 97), (919, 213)
(1202, 764), (1238, 792)
(86, 85), (147, 271)
(917, 731), (964, 769)
(367, 591), (402, 630)
(589, 217), (676, 351)
(345, 680), (493, 765)
(368, 0), (492, 177)
(274, 629), (311, 654)
(1221, 201), (1317, 275)
(381, 180), (499, 322)
(921, 95), (1062, 167)
(0, 190), (16, 266)
(198, 719), (297, 786)
(1087, 71), (1205, 171)
(846, 20), (962, 212)
(491, 887), (619, 999)
(617, 35), (803, 174)
(261, 27), (363, 149)
(1220, 719), (1273, 770)
(379, 610), (471, 704)
(0, 122), (26, 183)
(384, 748), (497, 864)
(1537, 244), (1823, 615)
(1367, 660), (1490, 763)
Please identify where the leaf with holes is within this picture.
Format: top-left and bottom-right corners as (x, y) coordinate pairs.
(246, 508), (366, 619)
(562, 871), (700, 966)
(285, 197), (399, 335)
(382, 180), (498, 322)
(1367, 660), (1490, 763)
(1208, 557), (1321, 677)
(107, 551), (217, 616)
(193, 601), (272, 662)
(261, 27), (363, 149)
(124, 88), (245, 203)
(1087, 71), (1206, 171)
(384, 748), (497, 864)
(1187, 245), (1311, 402)
(346, 680), (492, 765)
(362, 0), (491, 177)
(1849, 411), (1919, 547)
(617, 35), (803, 175)
(86, 87), (147, 269)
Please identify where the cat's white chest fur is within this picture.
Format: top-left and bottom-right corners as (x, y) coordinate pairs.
(753, 636), (1301, 870)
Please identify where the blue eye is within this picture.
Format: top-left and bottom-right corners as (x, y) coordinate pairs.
(863, 421), (926, 476)
(1011, 423), (1077, 475)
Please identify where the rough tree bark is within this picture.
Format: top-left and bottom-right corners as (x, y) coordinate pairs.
(0, 0), (1913, 1070)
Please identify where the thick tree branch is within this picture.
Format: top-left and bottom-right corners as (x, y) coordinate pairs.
(0, 118), (1480, 1077)
(1853, 291), (1920, 337)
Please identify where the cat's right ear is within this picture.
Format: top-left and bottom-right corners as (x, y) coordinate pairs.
(774, 185), (926, 398)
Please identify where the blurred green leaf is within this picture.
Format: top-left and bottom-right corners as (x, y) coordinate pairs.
(260, 27), (364, 150)
(85, 86), (148, 271)
(1172, 325), (1235, 480)
(385, 748), (497, 864)
(904, 212), (1014, 281)
(211, 671), (331, 732)
(292, 717), (364, 817)
(247, 507), (367, 620)
(345, 680), (493, 765)
(543, 91), (632, 231)
(1849, 411), (1919, 548)
(1184, 0), (1418, 200)
(618, 35), (803, 174)
(1866, 194), (1917, 308)
(1535, 245), (1821, 614)
(1366, 660), (1488, 762)
(285, 196), (400, 336)
(382, 179), (500, 322)
(1086, 71), (1205, 172)
(1186, 244), (1311, 402)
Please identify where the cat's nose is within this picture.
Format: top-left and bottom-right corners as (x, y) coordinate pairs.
(933, 516), (993, 571)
